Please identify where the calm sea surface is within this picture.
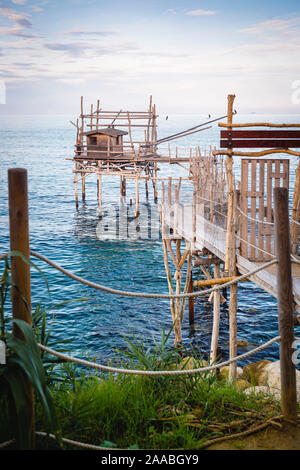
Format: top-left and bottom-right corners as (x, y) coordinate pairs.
(1, 113), (299, 364)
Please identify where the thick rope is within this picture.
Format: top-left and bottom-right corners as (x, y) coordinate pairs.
(235, 234), (276, 258)
(237, 207), (275, 226)
(291, 218), (300, 227)
(1, 414), (288, 451)
(0, 438), (15, 449)
(35, 432), (117, 450)
(29, 251), (277, 299)
(38, 335), (281, 376)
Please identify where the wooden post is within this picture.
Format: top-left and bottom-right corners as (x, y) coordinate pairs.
(224, 94), (238, 382)
(274, 187), (298, 423)
(8, 168), (35, 448)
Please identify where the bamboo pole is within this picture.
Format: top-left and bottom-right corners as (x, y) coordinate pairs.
(274, 187), (298, 423)
(8, 168), (35, 449)
(193, 275), (249, 287)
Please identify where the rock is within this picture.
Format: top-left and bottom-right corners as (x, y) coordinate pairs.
(260, 361), (300, 400)
(219, 366), (243, 380)
(242, 360), (300, 401)
(236, 379), (251, 391)
(244, 385), (281, 400)
(178, 357), (209, 370)
(242, 359), (272, 385)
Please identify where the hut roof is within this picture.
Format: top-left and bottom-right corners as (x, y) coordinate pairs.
(82, 128), (128, 137)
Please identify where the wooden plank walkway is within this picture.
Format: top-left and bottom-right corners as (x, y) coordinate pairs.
(163, 204), (300, 312)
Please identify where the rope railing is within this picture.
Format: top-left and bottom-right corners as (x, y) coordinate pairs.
(237, 206), (275, 226)
(235, 234), (276, 259)
(29, 251), (278, 300)
(37, 335), (281, 377)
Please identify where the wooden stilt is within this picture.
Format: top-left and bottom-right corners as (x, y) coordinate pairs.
(98, 172), (102, 214)
(154, 164), (158, 203)
(188, 267), (195, 325)
(175, 239), (182, 337)
(145, 179), (149, 200)
(81, 172), (86, 202)
(135, 178), (139, 218)
(210, 263), (221, 364)
(162, 239), (177, 342)
(74, 163), (79, 208)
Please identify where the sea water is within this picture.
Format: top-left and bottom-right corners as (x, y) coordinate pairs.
(0, 113), (299, 364)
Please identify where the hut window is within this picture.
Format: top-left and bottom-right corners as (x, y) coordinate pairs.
(90, 136), (97, 145)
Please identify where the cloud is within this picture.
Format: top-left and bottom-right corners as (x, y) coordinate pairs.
(0, 6), (35, 38)
(31, 6), (43, 12)
(44, 40), (139, 57)
(12, 0), (27, 4)
(0, 7), (32, 26)
(186, 9), (216, 16)
(63, 29), (117, 37)
(239, 16), (300, 36)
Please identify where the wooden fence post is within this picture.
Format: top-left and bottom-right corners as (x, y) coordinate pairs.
(274, 186), (298, 423)
(8, 168), (35, 448)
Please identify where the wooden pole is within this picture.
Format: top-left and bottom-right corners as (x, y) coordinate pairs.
(135, 178), (139, 218)
(8, 168), (35, 448)
(210, 263), (221, 364)
(154, 164), (158, 203)
(145, 179), (149, 200)
(225, 94), (238, 382)
(74, 163), (79, 209)
(188, 267), (194, 325)
(98, 172), (102, 214)
(81, 172), (86, 202)
(273, 187), (298, 423)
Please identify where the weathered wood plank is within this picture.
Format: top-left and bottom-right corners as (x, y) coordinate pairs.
(221, 139), (300, 148)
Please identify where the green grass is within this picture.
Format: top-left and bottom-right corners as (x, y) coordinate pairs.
(0, 326), (285, 450)
(31, 366), (281, 450)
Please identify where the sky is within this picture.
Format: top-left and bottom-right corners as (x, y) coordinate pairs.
(1, 0), (300, 114)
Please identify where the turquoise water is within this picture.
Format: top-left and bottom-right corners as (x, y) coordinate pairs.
(0, 113), (299, 364)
